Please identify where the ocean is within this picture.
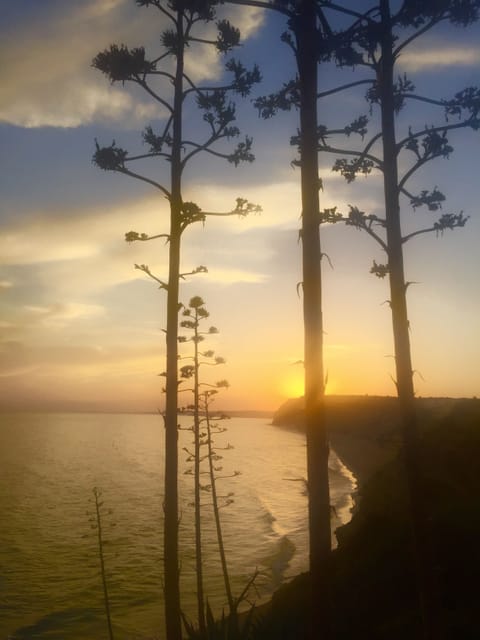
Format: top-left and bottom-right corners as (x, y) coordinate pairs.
(0, 412), (356, 639)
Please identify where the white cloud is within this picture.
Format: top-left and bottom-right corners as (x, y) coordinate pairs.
(0, 170), (384, 304)
(1, 195), (165, 267)
(0, 1), (155, 128)
(23, 302), (105, 322)
(184, 5), (264, 81)
(0, 365), (40, 379)
(201, 266), (268, 284)
(18, 303), (106, 331)
(185, 179), (302, 231)
(3, 85), (160, 130)
(0, 339), (162, 381)
(0, 1), (264, 129)
(399, 46), (480, 71)
(1, 229), (98, 265)
(1, 190), (271, 299)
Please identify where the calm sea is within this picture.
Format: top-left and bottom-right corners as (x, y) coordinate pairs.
(0, 413), (356, 640)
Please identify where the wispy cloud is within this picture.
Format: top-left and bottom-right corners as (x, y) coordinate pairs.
(185, 179), (302, 231)
(1, 229), (99, 266)
(200, 266), (268, 284)
(0, 0), (264, 129)
(0, 188), (274, 365)
(22, 302), (105, 327)
(0, 1), (154, 128)
(0, 339), (166, 415)
(399, 46), (480, 71)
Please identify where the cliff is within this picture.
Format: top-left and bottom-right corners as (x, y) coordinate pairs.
(272, 395), (474, 486)
(260, 397), (480, 639)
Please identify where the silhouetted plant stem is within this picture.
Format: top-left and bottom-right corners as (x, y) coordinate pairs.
(179, 297), (234, 631)
(239, 1), (349, 632)
(296, 2), (332, 637)
(191, 303), (206, 632)
(164, 235), (182, 640)
(93, 4), (260, 636)
(92, 487), (115, 640)
(204, 393), (234, 615)
(377, 4), (438, 637)
(162, 10), (185, 637)
(314, 3), (479, 636)
(179, 298), (257, 637)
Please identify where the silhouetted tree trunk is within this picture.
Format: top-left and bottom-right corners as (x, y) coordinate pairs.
(93, 4), (259, 635)
(296, 1), (331, 637)
(378, 3), (441, 637)
(162, 11), (185, 638)
(239, 0), (334, 634)
(164, 243), (182, 640)
(315, 3), (479, 633)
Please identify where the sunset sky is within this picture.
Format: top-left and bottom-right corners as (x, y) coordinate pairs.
(1, 0), (479, 413)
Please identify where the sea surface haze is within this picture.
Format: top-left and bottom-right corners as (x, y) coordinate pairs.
(0, 412), (356, 639)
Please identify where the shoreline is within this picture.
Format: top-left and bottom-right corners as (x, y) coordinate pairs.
(274, 419), (398, 490)
(250, 398), (480, 637)
(329, 431), (397, 489)
(270, 395), (461, 488)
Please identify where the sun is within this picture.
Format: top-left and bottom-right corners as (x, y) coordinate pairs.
(279, 369), (341, 399)
(282, 371), (305, 399)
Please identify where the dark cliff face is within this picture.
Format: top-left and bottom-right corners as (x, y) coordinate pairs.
(272, 396), (403, 484)
(273, 395), (465, 435)
(272, 395), (478, 487)
(273, 395), (402, 434)
(332, 398), (480, 639)
(272, 396), (305, 426)
(262, 398), (480, 639)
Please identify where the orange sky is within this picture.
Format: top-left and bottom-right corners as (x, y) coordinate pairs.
(1, 1), (479, 413)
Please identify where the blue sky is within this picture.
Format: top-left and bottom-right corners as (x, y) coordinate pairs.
(1, 0), (479, 412)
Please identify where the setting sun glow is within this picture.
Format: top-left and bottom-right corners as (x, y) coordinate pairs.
(282, 371), (305, 400)
(0, 1), (479, 414)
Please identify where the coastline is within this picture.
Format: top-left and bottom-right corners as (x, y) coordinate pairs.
(250, 397), (480, 638)
(271, 395), (468, 488)
(273, 418), (398, 490)
(329, 430), (397, 489)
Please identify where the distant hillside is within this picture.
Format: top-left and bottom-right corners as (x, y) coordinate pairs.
(220, 409), (273, 419)
(273, 395), (462, 430)
(179, 409), (273, 419)
(272, 395), (478, 484)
